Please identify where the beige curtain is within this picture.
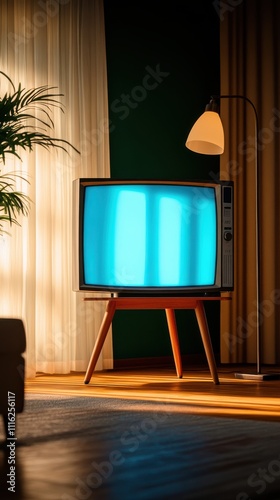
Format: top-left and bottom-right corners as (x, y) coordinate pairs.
(220, 0), (280, 364)
(0, 0), (113, 376)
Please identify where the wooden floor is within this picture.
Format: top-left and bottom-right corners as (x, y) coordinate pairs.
(2, 364), (280, 500)
(25, 364), (280, 421)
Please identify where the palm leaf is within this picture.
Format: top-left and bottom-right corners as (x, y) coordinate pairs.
(0, 172), (30, 233)
(0, 72), (80, 233)
(0, 72), (80, 164)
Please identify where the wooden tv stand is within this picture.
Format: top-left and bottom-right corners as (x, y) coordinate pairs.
(83, 296), (230, 385)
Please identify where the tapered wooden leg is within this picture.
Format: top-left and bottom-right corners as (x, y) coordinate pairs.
(195, 301), (219, 385)
(84, 300), (117, 384)
(165, 308), (183, 378)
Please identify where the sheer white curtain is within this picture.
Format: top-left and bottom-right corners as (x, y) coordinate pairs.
(0, 0), (113, 376)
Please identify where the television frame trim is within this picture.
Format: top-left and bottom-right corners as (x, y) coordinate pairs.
(72, 178), (234, 296)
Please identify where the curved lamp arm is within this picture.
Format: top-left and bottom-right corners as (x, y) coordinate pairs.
(186, 94), (262, 375)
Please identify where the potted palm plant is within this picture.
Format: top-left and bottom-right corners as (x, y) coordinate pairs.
(0, 72), (80, 438)
(0, 71), (79, 233)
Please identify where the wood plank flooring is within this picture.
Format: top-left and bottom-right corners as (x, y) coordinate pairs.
(1, 364), (280, 500)
(25, 364), (280, 421)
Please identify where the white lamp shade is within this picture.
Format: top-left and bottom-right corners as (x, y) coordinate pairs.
(186, 111), (224, 155)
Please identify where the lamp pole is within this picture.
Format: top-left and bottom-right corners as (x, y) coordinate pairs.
(186, 94), (280, 380)
(214, 95), (261, 378)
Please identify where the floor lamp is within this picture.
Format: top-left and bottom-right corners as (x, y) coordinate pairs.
(185, 94), (280, 380)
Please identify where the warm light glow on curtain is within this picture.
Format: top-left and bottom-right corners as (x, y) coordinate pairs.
(0, 0), (113, 376)
(220, 0), (280, 365)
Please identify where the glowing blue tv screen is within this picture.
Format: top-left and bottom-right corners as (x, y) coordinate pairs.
(72, 179), (234, 293)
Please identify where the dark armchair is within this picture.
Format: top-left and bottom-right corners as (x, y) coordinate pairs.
(0, 319), (26, 439)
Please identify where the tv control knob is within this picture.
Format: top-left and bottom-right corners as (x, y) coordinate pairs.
(224, 231), (232, 242)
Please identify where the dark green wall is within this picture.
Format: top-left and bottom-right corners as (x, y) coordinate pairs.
(103, 0), (220, 361)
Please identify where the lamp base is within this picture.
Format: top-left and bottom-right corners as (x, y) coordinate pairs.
(235, 372), (280, 381)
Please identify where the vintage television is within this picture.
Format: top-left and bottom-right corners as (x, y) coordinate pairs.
(72, 178), (233, 295)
